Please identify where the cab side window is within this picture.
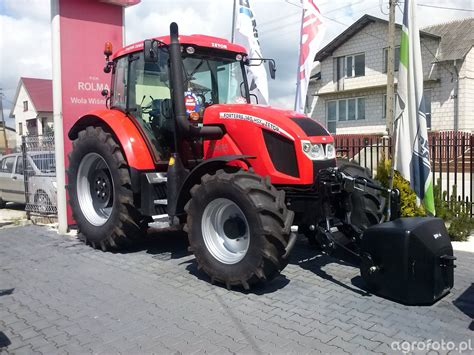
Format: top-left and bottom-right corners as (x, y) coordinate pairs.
(111, 56), (128, 110)
(0, 157), (15, 173)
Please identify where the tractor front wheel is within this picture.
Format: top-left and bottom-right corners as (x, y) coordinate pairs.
(185, 169), (294, 289)
(68, 126), (148, 251)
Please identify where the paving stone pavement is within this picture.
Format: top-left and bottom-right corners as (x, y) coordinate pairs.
(0, 225), (472, 354)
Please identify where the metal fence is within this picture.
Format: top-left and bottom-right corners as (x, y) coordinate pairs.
(21, 135), (57, 216)
(334, 131), (474, 217)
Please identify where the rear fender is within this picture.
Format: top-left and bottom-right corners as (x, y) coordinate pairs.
(68, 109), (155, 171)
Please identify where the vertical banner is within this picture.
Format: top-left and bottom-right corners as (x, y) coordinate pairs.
(53, 0), (139, 225)
(233, 0), (269, 105)
(393, 0), (435, 215)
(294, 0), (325, 114)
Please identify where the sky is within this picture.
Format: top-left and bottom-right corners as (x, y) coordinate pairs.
(0, 0), (473, 127)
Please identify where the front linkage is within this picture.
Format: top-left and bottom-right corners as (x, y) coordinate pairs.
(307, 167), (455, 305)
(313, 167), (400, 256)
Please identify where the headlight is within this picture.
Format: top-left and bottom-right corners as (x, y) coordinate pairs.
(301, 141), (336, 160)
(326, 143), (336, 159)
(310, 144), (325, 160)
(302, 142), (311, 153)
(52, 181), (57, 189)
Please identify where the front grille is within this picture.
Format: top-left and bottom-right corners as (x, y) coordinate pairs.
(263, 130), (299, 177)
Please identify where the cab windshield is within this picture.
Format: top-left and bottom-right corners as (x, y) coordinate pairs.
(182, 55), (248, 106)
(111, 49), (249, 117)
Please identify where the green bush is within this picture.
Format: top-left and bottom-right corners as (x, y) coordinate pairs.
(376, 160), (473, 241)
(376, 160), (425, 217)
(442, 183), (474, 242)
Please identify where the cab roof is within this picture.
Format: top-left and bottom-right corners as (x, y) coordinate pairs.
(113, 34), (248, 59)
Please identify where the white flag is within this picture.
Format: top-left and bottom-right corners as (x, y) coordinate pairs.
(234, 0), (269, 105)
(394, 0), (435, 215)
(295, 0), (325, 113)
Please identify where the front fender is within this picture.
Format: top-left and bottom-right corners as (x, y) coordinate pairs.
(68, 109), (155, 170)
(174, 155), (253, 218)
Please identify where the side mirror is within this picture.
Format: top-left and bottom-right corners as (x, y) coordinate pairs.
(268, 60), (276, 80)
(144, 39), (159, 63)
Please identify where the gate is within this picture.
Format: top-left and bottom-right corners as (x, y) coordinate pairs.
(21, 135), (57, 216)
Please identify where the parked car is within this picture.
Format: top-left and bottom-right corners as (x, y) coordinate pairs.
(0, 152), (57, 213)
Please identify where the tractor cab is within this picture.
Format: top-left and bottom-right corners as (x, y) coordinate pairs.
(104, 34), (273, 166)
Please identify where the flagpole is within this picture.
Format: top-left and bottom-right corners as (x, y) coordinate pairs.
(231, 0), (237, 43)
(294, 1), (304, 111)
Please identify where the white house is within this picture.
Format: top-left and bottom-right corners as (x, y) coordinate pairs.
(309, 15), (474, 135)
(9, 77), (53, 147)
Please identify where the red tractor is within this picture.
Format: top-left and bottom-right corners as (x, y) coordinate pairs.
(67, 23), (454, 304)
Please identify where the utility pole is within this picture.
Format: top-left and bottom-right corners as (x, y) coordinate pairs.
(0, 89), (9, 154)
(385, 0), (397, 136)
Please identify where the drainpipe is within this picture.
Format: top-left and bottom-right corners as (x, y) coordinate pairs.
(453, 60), (459, 132)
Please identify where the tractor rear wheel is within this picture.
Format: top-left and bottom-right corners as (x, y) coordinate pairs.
(185, 169), (294, 289)
(337, 160), (385, 230)
(67, 126), (148, 251)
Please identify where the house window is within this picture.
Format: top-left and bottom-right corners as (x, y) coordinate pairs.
(18, 122), (23, 136)
(383, 46), (401, 73)
(334, 57), (345, 91)
(23, 100), (28, 111)
(327, 97), (366, 129)
(345, 53), (365, 77)
(327, 101), (337, 134)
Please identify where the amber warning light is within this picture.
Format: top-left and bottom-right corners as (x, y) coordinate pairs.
(103, 42), (114, 73)
(104, 41), (113, 57)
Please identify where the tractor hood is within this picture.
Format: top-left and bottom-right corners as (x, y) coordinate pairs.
(202, 104), (336, 186)
(203, 104), (334, 144)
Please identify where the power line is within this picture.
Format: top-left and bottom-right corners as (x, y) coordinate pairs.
(390, 1), (473, 12)
(418, 3), (474, 12)
(325, 0), (364, 15)
(260, 2), (382, 41)
(259, 11), (301, 28)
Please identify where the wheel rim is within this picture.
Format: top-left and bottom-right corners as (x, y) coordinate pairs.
(201, 198), (250, 264)
(77, 153), (114, 226)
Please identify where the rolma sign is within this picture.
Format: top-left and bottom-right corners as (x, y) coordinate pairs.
(55, 0), (140, 224)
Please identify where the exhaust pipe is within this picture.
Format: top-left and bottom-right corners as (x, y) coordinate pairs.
(168, 22), (223, 140)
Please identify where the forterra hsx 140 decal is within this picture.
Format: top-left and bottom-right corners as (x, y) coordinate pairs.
(219, 112), (293, 140)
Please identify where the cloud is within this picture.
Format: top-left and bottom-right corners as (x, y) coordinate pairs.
(0, 5), (51, 125)
(0, 0), (472, 125)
